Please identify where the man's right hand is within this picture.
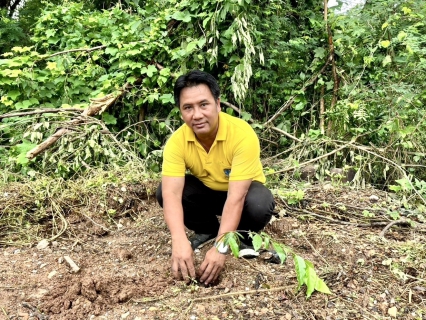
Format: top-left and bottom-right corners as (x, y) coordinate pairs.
(171, 238), (196, 280)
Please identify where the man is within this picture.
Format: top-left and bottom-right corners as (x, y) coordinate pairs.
(156, 70), (275, 285)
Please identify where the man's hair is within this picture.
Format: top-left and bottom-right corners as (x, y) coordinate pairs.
(173, 70), (220, 107)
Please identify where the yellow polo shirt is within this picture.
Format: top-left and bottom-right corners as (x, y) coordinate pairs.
(162, 112), (265, 191)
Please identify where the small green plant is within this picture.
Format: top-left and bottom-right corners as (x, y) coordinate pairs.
(278, 189), (305, 205)
(219, 231), (331, 298)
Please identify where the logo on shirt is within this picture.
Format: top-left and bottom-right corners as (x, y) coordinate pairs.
(223, 168), (231, 179)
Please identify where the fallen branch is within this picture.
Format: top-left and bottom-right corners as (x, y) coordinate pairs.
(0, 108), (82, 120)
(26, 79), (139, 159)
(266, 142), (352, 176)
(379, 218), (411, 238)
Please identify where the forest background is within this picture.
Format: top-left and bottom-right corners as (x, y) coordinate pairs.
(1, 0), (426, 240)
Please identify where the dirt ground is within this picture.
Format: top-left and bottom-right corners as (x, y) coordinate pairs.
(1, 182), (426, 320)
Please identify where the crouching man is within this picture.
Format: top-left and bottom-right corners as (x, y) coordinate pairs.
(156, 70), (275, 285)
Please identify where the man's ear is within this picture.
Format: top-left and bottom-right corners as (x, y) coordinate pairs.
(216, 98), (221, 111)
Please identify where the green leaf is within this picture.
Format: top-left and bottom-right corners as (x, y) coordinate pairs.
(186, 41), (198, 52)
(7, 90), (21, 100)
(294, 255), (306, 289)
(315, 278), (331, 295)
(146, 64), (157, 77)
(272, 241), (286, 264)
(314, 47), (326, 59)
(228, 236), (239, 258)
(105, 47), (119, 56)
(16, 152), (29, 165)
(380, 40), (391, 48)
(252, 234), (262, 252)
(102, 112), (117, 125)
(171, 11), (191, 23)
(382, 55), (392, 66)
(305, 260), (317, 298)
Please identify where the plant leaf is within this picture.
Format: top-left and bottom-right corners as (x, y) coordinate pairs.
(252, 234), (262, 252)
(272, 241), (286, 264)
(293, 255), (306, 289)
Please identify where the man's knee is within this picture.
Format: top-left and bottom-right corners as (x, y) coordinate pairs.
(244, 182), (275, 222)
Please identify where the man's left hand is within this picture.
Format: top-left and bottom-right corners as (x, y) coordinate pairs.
(198, 247), (226, 285)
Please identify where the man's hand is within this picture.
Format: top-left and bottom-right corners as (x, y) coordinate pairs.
(171, 239), (196, 281)
(198, 246), (227, 285)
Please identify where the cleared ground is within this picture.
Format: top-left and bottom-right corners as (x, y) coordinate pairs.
(1, 181), (425, 319)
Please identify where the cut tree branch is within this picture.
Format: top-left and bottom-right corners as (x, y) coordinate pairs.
(266, 142), (352, 175)
(0, 108), (82, 120)
(26, 80), (140, 159)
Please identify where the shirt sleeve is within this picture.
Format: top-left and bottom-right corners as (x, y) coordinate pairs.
(162, 134), (186, 177)
(229, 127), (262, 181)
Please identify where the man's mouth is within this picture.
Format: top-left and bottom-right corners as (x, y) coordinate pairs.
(193, 122), (205, 128)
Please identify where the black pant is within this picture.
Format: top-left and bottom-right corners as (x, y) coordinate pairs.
(156, 175), (275, 237)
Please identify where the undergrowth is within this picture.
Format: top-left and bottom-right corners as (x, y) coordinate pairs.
(0, 160), (157, 246)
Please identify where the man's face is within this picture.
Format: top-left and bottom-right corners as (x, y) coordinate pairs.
(179, 84), (221, 139)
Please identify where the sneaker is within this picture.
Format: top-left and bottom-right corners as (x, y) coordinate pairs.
(189, 233), (215, 250)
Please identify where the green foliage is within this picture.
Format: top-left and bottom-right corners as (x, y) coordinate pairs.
(278, 189), (305, 205)
(221, 231), (331, 298)
(0, 9), (29, 54)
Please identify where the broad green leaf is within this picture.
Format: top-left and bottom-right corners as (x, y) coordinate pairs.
(159, 93), (174, 104)
(171, 11), (191, 23)
(272, 242), (286, 264)
(102, 112), (117, 125)
(7, 90), (21, 100)
(16, 152), (29, 165)
(382, 55), (392, 66)
(315, 278), (331, 294)
(314, 47), (326, 59)
(305, 260), (317, 298)
(105, 47), (119, 56)
(146, 65), (157, 77)
(45, 29), (56, 38)
(380, 40), (391, 48)
(252, 234), (262, 252)
(228, 236), (239, 258)
(293, 255), (306, 289)
(15, 140), (37, 154)
(197, 38), (206, 48)
(186, 41), (198, 52)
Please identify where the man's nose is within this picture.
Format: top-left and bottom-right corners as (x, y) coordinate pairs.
(193, 106), (203, 119)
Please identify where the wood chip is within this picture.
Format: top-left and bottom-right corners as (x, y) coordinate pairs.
(63, 255), (80, 273)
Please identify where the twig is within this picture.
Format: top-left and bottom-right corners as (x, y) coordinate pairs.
(270, 126), (302, 143)
(0, 108), (82, 120)
(48, 45), (107, 58)
(266, 143), (352, 175)
(379, 218), (410, 238)
(191, 285), (293, 302)
(1, 306), (10, 320)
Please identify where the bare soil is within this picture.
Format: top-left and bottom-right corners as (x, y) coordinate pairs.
(1, 182), (425, 320)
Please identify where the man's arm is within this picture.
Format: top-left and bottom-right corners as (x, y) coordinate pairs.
(198, 179), (252, 285)
(162, 176), (196, 280)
